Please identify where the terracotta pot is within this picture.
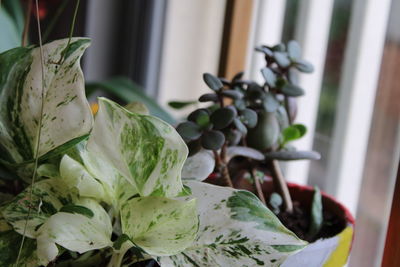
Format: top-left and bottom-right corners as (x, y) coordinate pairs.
(233, 177), (355, 267)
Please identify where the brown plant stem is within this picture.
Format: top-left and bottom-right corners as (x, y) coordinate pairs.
(251, 168), (266, 205)
(22, 0), (33, 46)
(213, 149), (233, 187)
(269, 159), (293, 213)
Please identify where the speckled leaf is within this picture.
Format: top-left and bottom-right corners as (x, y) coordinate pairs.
(0, 38), (93, 165)
(2, 178), (78, 238)
(158, 181), (306, 267)
(36, 198), (112, 265)
(0, 230), (38, 266)
(121, 196), (198, 256)
(59, 154), (105, 200)
(87, 98), (188, 198)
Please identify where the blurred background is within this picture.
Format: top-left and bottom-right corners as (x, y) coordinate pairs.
(1, 0), (399, 266)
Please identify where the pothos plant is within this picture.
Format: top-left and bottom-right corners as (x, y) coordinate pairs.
(174, 40), (323, 240)
(0, 37), (311, 266)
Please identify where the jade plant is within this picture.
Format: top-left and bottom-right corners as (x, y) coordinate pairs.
(0, 38), (312, 266)
(175, 41), (323, 239)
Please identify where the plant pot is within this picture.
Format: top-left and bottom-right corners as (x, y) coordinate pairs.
(233, 176), (354, 267)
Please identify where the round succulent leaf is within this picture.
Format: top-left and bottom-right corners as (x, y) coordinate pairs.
(264, 150), (321, 161)
(168, 101), (197, 110)
(198, 93), (219, 103)
(187, 139), (202, 156)
(247, 112), (280, 151)
(182, 149), (215, 181)
(288, 67), (299, 84)
(281, 84), (305, 97)
(272, 43), (286, 52)
(232, 71), (245, 82)
(255, 45), (274, 56)
(273, 52), (291, 68)
(246, 83), (264, 100)
(262, 92), (280, 113)
(234, 99), (247, 111)
(226, 146), (265, 162)
(287, 40), (301, 61)
(210, 107), (235, 130)
(293, 124), (307, 137)
(203, 73), (223, 91)
(219, 77), (231, 86)
(176, 121), (202, 141)
(240, 108), (258, 128)
(295, 59), (314, 73)
(275, 106), (290, 131)
(188, 109), (209, 122)
(233, 118), (247, 135)
(201, 130), (225, 150)
(226, 129), (242, 146)
(261, 67), (277, 88)
(221, 90), (244, 100)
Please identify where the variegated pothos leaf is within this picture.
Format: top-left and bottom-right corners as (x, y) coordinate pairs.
(36, 198), (112, 265)
(87, 98), (188, 197)
(0, 38), (93, 165)
(2, 178), (78, 238)
(158, 181), (307, 267)
(120, 196), (198, 256)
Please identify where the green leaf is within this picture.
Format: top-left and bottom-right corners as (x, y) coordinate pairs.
(240, 109), (258, 128)
(0, 230), (38, 266)
(36, 198), (112, 265)
(201, 130), (225, 150)
(158, 181), (306, 266)
(0, 38), (93, 165)
(59, 154), (105, 200)
(262, 92), (280, 113)
(168, 101), (197, 110)
(281, 84), (305, 97)
(295, 59), (314, 73)
(176, 122), (202, 141)
(188, 109), (209, 122)
(233, 118), (248, 135)
(120, 196), (198, 256)
(264, 150), (321, 161)
(308, 187), (323, 239)
(221, 90), (244, 99)
(247, 112), (280, 150)
(273, 52), (291, 68)
(210, 108), (235, 130)
(203, 73), (223, 91)
(86, 77), (176, 125)
(198, 93), (219, 103)
(287, 40), (301, 61)
(87, 98), (188, 198)
(269, 193), (283, 214)
(2, 178), (78, 238)
(261, 67), (277, 87)
(281, 124), (307, 145)
(124, 102), (150, 115)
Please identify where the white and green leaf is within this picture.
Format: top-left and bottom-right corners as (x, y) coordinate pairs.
(0, 38), (93, 165)
(60, 154), (105, 200)
(36, 198), (113, 265)
(2, 178), (78, 238)
(182, 150), (215, 181)
(120, 196), (198, 256)
(87, 98), (188, 197)
(0, 230), (38, 266)
(158, 181), (307, 267)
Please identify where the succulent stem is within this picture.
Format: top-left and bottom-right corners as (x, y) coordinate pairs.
(269, 160), (293, 213)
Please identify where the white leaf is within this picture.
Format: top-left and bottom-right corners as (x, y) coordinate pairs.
(87, 98), (188, 197)
(121, 196), (198, 256)
(182, 150), (215, 181)
(60, 154), (105, 200)
(36, 198), (112, 264)
(158, 181), (306, 266)
(0, 38), (93, 165)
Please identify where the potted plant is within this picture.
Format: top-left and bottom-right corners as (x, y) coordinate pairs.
(174, 41), (355, 266)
